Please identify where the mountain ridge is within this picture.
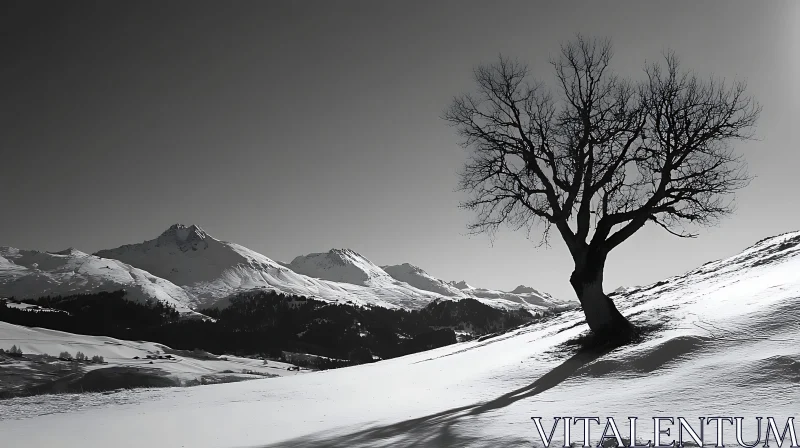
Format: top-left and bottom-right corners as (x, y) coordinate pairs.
(2, 223), (571, 314)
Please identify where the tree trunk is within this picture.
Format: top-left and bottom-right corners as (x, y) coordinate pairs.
(570, 251), (635, 341)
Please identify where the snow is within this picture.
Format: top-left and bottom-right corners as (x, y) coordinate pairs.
(2, 231), (798, 448)
(382, 263), (468, 297)
(0, 247), (201, 317)
(0, 299), (68, 314)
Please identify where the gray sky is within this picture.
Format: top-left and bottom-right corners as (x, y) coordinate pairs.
(2, 1), (798, 302)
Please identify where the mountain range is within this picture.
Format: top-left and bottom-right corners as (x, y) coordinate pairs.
(1, 224), (568, 315)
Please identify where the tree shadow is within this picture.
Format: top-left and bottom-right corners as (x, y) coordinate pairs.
(256, 343), (618, 448)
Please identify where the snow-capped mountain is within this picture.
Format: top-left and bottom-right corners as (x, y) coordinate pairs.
(93, 225), (458, 310)
(379, 262), (569, 309)
(95, 224), (309, 307)
(0, 246), (199, 316)
(283, 249), (564, 312)
(467, 285), (564, 308)
(444, 278), (566, 307)
(283, 249), (397, 287)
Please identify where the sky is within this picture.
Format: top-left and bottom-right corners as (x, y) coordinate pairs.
(1, 1), (798, 302)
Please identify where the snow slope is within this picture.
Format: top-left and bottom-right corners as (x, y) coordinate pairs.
(381, 263), (467, 297)
(95, 225), (445, 310)
(0, 321), (302, 385)
(2, 230), (799, 448)
(0, 247), (199, 316)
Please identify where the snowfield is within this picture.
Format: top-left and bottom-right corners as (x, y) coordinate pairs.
(1, 231), (798, 447)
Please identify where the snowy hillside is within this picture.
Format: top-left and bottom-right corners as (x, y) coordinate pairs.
(3, 230), (798, 448)
(0, 320), (304, 395)
(94, 225), (451, 310)
(0, 247), (199, 317)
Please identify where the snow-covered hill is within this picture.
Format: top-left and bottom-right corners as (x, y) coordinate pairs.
(3, 230), (798, 448)
(0, 247), (200, 317)
(0, 322), (307, 390)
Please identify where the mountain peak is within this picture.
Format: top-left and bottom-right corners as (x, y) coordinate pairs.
(508, 285), (539, 294)
(304, 248), (372, 267)
(161, 224), (208, 242)
(380, 262), (423, 273)
(328, 248), (364, 258)
(401, 263), (424, 273)
(287, 249), (387, 286)
(447, 280), (473, 290)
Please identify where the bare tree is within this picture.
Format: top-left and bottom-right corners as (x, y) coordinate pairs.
(444, 36), (760, 341)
